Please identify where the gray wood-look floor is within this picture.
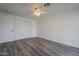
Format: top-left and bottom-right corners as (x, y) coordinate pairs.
(0, 37), (79, 56)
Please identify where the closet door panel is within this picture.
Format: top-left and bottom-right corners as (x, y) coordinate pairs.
(13, 17), (32, 40)
(0, 14), (15, 43)
(24, 20), (32, 37)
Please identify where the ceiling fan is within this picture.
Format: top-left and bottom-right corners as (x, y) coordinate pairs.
(32, 3), (51, 16)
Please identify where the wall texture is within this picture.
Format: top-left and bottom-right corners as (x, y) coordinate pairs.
(37, 8), (79, 48)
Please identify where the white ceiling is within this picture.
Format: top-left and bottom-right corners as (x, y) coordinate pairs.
(0, 3), (79, 20)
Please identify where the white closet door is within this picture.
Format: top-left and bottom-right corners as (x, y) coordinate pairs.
(0, 14), (15, 43)
(13, 17), (32, 40)
(24, 20), (32, 37)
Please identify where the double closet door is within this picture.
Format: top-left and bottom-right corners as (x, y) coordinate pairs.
(13, 16), (32, 40)
(0, 14), (32, 43)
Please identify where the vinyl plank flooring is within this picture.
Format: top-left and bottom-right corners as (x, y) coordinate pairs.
(23, 39), (59, 56)
(14, 40), (31, 56)
(0, 37), (79, 56)
(21, 39), (49, 56)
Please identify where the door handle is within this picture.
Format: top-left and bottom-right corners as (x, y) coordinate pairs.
(11, 30), (15, 32)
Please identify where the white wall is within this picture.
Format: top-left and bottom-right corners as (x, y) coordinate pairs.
(0, 12), (37, 43)
(37, 8), (79, 48)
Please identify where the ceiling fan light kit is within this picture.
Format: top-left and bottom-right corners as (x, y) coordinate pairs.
(32, 3), (50, 16)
